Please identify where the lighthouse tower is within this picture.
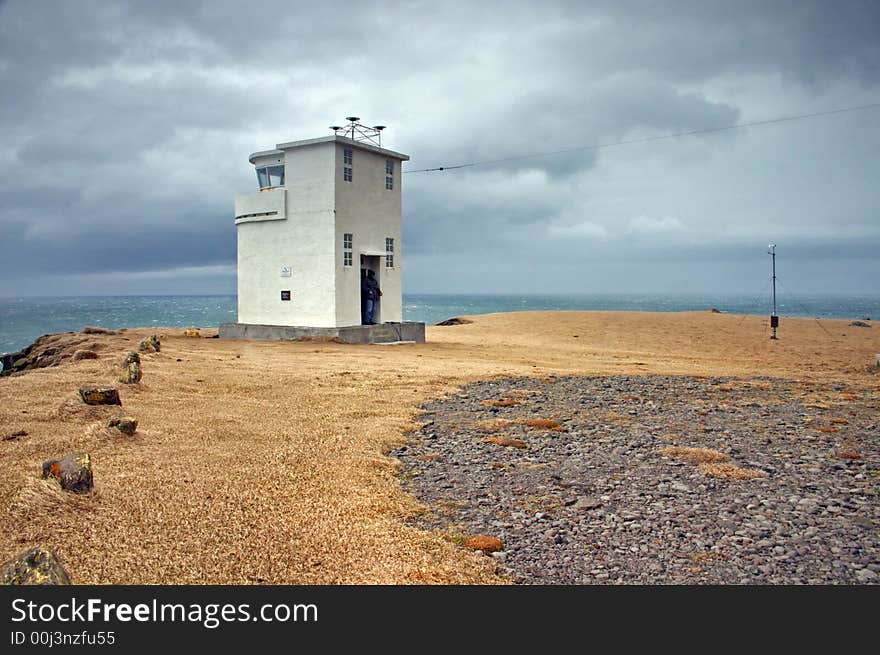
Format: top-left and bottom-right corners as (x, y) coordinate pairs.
(220, 119), (425, 344)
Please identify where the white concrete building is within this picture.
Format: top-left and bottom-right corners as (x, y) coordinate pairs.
(231, 123), (410, 330)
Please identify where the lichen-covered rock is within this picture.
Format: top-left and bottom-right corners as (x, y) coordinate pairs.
(1, 547), (71, 585)
(79, 386), (121, 405)
(138, 335), (161, 353)
(108, 416), (138, 435)
(183, 328), (200, 338)
(41, 452), (93, 493)
(72, 349), (99, 360)
(119, 351), (142, 384)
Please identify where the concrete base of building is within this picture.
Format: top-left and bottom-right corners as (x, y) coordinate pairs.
(218, 321), (426, 344)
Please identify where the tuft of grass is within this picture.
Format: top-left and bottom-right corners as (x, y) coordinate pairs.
(481, 399), (521, 407)
(519, 418), (563, 431)
(484, 436), (528, 449)
(659, 446), (729, 464)
(503, 389), (542, 399)
(835, 451), (862, 460)
(830, 418), (849, 425)
(698, 462), (766, 480)
(816, 426), (839, 434)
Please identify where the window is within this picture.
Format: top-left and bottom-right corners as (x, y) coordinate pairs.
(385, 254), (394, 268)
(344, 167), (352, 182)
(256, 165), (284, 189)
(385, 159), (394, 190)
(344, 148), (353, 165)
(385, 237), (394, 253)
(343, 233), (353, 249)
(344, 252), (352, 266)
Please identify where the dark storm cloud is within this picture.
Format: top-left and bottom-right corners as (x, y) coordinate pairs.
(0, 0), (878, 295)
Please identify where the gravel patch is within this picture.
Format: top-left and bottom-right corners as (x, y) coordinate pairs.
(394, 375), (879, 584)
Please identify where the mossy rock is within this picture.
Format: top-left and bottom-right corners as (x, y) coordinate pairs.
(1, 547), (71, 585)
(108, 416), (138, 435)
(79, 386), (121, 405)
(41, 452), (93, 493)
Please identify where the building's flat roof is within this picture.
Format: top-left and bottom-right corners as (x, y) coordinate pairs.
(249, 135), (409, 164)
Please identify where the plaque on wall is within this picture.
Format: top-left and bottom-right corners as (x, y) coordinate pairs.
(280, 266), (292, 277)
(281, 290), (291, 301)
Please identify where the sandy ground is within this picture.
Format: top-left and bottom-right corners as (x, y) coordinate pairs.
(0, 311), (877, 584)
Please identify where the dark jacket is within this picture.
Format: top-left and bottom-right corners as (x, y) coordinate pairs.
(362, 275), (380, 300)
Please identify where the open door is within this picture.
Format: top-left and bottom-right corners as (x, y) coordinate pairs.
(360, 254), (382, 325)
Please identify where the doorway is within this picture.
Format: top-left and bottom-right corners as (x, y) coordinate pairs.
(360, 254), (381, 325)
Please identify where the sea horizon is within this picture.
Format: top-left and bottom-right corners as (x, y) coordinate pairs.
(1, 291), (877, 355)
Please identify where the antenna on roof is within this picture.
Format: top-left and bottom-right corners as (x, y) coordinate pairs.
(331, 117), (387, 147)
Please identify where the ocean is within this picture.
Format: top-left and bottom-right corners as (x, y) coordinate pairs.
(1, 293), (877, 355)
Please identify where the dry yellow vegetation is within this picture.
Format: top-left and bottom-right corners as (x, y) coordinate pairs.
(1, 310), (877, 584)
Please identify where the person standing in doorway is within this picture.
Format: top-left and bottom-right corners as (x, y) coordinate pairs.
(361, 269), (382, 325)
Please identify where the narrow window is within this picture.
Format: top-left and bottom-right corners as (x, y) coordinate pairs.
(385, 159), (393, 175)
(344, 167), (352, 182)
(385, 237), (394, 253)
(344, 148), (353, 165)
(385, 254), (394, 268)
(385, 176), (393, 190)
(344, 252), (352, 266)
(343, 233), (353, 249)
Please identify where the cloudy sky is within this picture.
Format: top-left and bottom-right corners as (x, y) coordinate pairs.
(1, 0), (878, 297)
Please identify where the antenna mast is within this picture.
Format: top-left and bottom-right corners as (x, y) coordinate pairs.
(329, 117), (387, 147)
(768, 243), (779, 339)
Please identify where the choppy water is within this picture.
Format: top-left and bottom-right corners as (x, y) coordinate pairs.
(1, 293), (877, 355)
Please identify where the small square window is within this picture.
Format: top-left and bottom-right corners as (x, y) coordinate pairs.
(344, 148), (353, 165)
(344, 252), (352, 266)
(385, 254), (394, 268)
(385, 159), (394, 175)
(385, 237), (394, 252)
(385, 176), (393, 190)
(344, 167), (352, 182)
(343, 233), (353, 249)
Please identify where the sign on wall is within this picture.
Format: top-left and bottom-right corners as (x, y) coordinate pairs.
(280, 265), (292, 277)
(281, 290), (291, 301)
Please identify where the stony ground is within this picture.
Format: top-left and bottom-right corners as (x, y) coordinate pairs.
(395, 375), (879, 584)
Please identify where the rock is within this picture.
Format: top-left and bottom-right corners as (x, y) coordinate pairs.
(138, 335), (161, 353)
(2, 430), (27, 441)
(41, 452), (93, 493)
(79, 386), (121, 405)
(849, 321), (870, 328)
(573, 498), (603, 511)
(183, 328), (200, 338)
(81, 326), (116, 335)
(463, 535), (503, 553)
(435, 317), (473, 326)
(708, 308), (722, 313)
(108, 416), (138, 435)
(119, 351), (142, 384)
(1, 547), (71, 585)
(874, 354), (880, 369)
(72, 350), (98, 360)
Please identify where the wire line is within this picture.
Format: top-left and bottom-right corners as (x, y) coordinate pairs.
(403, 101), (880, 174)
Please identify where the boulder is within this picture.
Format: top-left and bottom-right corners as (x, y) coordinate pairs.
(72, 349), (99, 360)
(41, 452), (93, 493)
(183, 328), (200, 338)
(1, 547), (71, 585)
(138, 335), (161, 353)
(874, 354), (880, 369)
(108, 416), (138, 435)
(435, 317), (473, 326)
(79, 386), (121, 405)
(119, 351), (142, 384)
(463, 535), (503, 553)
(850, 321), (870, 328)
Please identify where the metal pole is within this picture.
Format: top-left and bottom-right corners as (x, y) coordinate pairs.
(769, 243), (778, 339)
